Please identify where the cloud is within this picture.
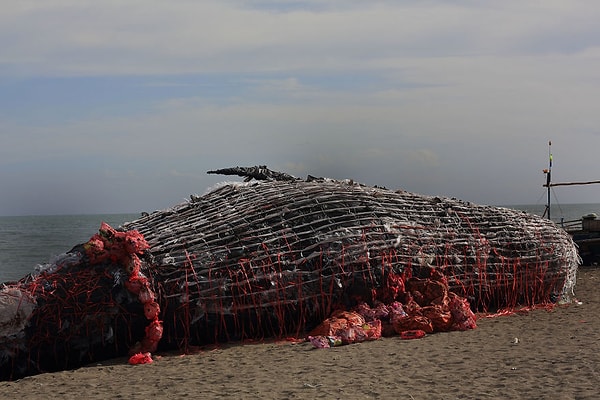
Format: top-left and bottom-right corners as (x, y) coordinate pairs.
(2, 1), (600, 215)
(2, 1), (599, 77)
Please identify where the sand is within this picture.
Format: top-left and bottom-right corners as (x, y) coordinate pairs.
(0, 267), (598, 400)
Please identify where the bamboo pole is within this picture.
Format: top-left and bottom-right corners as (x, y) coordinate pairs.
(544, 180), (600, 187)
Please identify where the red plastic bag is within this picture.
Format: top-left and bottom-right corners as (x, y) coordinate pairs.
(363, 319), (382, 340)
(421, 305), (452, 332)
(308, 311), (365, 337)
(400, 330), (426, 340)
(449, 293), (477, 331)
(128, 352), (153, 365)
(392, 315), (434, 334)
(406, 277), (448, 306)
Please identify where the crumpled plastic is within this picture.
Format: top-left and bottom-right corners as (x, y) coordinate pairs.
(307, 335), (342, 349)
(308, 311), (382, 347)
(128, 352), (153, 365)
(308, 271), (477, 348)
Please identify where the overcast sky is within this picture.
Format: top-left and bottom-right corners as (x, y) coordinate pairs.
(1, 0), (599, 216)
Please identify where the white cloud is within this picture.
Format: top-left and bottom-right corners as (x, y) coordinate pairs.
(2, 1), (599, 77)
(2, 0), (600, 215)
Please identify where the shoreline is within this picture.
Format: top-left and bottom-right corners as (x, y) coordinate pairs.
(1, 267), (598, 399)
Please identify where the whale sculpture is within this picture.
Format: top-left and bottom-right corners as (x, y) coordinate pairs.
(0, 166), (579, 380)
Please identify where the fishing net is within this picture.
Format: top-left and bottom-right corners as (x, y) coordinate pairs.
(0, 166), (579, 379)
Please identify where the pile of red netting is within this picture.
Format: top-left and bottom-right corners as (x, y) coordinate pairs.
(84, 222), (162, 364)
(0, 167), (580, 380)
(307, 269), (477, 348)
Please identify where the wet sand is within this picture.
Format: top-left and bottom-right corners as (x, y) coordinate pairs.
(1, 267), (598, 399)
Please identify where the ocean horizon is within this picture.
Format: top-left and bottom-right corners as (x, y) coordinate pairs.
(1, 203), (599, 283)
(0, 213), (139, 283)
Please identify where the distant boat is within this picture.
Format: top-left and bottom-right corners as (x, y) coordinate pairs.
(542, 140), (600, 265)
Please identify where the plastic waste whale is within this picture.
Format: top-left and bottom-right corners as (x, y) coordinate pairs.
(0, 166), (579, 379)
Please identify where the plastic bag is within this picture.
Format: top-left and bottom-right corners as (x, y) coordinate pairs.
(128, 352), (153, 365)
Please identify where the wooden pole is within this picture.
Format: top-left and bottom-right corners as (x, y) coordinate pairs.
(544, 180), (600, 187)
(545, 141), (552, 220)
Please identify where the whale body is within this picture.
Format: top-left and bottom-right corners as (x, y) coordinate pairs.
(0, 167), (579, 379)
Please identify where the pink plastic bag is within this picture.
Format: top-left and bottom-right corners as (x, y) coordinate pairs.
(128, 352), (153, 365)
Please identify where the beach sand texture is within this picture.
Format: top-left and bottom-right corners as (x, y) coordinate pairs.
(0, 267), (598, 400)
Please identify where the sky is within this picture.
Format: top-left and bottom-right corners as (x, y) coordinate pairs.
(2, 0), (600, 216)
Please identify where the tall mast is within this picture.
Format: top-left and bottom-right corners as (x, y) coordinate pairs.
(542, 141), (600, 221)
(543, 141), (552, 220)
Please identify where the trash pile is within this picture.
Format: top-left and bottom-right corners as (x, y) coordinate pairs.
(307, 269), (477, 348)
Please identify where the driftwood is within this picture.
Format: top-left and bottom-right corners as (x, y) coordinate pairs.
(0, 166), (579, 379)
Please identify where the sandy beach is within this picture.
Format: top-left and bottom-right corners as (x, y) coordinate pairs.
(0, 266), (598, 400)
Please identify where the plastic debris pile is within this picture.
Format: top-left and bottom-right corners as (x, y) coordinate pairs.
(308, 269), (477, 348)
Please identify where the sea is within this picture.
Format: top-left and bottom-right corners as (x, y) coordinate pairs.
(1, 204), (599, 284)
(0, 213), (139, 283)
